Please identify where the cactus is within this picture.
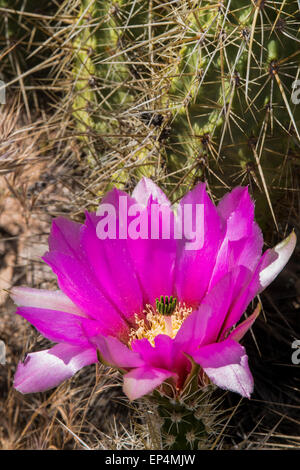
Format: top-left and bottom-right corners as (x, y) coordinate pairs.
(141, 363), (220, 450)
(69, 0), (299, 230)
(146, 386), (218, 450)
(71, 0), (158, 182)
(3, 1), (299, 225)
(152, 392), (209, 450)
(1, 0), (298, 450)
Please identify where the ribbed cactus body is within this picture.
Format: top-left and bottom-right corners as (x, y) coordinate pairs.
(144, 377), (218, 450)
(153, 392), (209, 450)
(144, 363), (218, 450)
(71, 0), (299, 228)
(2, 0), (299, 216)
(165, 2), (300, 203)
(72, 0), (157, 182)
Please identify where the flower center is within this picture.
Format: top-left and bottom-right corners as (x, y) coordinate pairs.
(156, 295), (177, 316)
(129, 298), (192, 347)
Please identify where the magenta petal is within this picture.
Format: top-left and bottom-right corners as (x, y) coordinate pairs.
(175, 272), (235, 349)
(175, 183), (224, 307)
(16, 307), (102, 346)
(152, 335), (175, 372)
(131, 335), (174, 371)
(228, 303), (261, 342)
(217, 186), (254, 240)
(123, 366), (175, 400)
(14, 344), (97, 394)
(132, 177), (171, 206)
(43, 251), (128, 336)
(91, 186), (176, 307)
(81, 209), (143, 320)
(209, 187), (263, 289)
(232, 223), (263, 271)
(217, 266), (255, 338)
(90, 335), (145, 369)
(48, 217), (82, 257)
(11, 287), (87, 318)
(126, 199), (177, 304)
(191, 339), (254, 398)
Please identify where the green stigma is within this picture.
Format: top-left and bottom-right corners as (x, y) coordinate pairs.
(156, 295), (177, 316)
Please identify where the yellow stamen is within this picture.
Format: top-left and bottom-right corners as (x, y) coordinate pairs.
(129, 303), (192, 346)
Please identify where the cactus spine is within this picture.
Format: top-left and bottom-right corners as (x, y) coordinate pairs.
(4, 1), (298, 221)
(143, 364), (219, 450)
(70, 0), (299, 227)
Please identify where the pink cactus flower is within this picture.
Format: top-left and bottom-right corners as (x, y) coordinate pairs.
(11, 179), (296, 400)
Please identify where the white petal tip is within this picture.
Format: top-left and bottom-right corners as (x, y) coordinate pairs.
(259, 231), (297, 291)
